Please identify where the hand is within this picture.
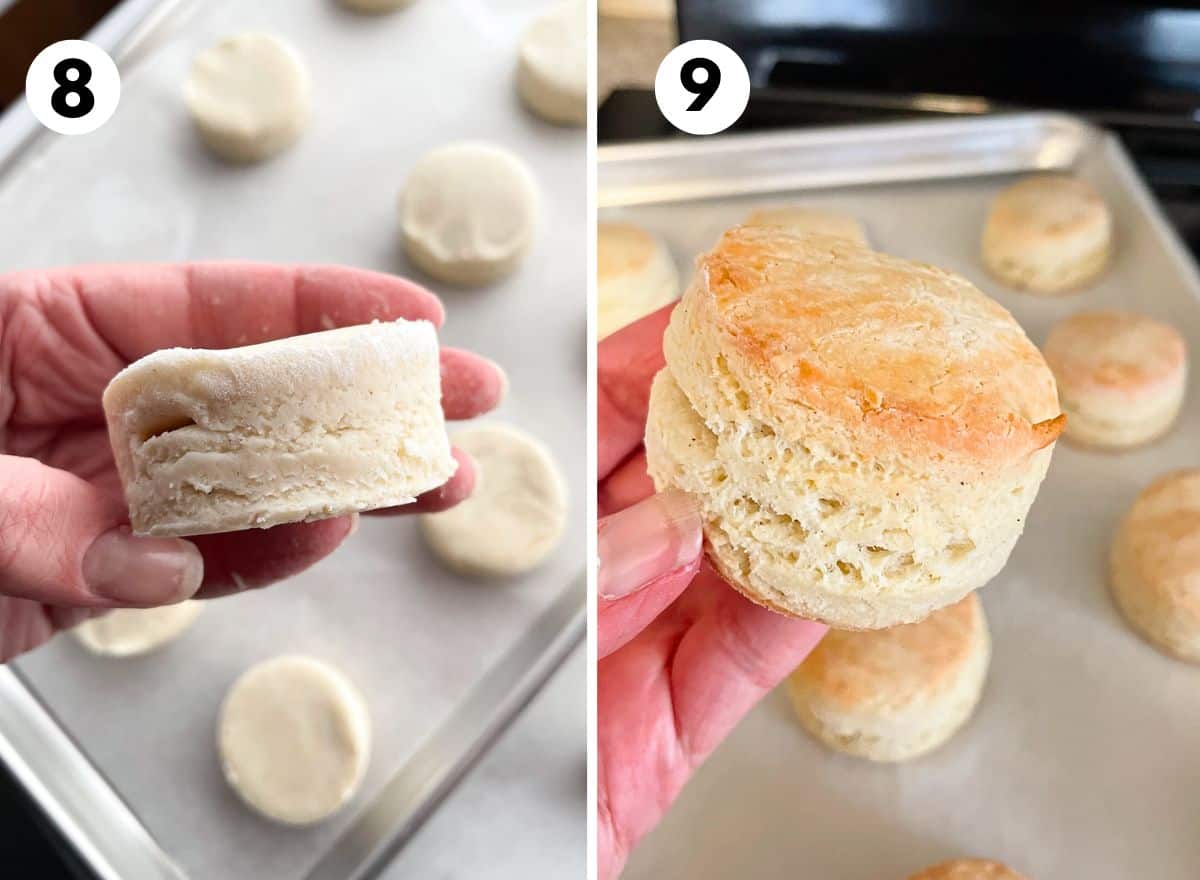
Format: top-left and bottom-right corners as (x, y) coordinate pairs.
(596, 306), (828, 880)
(0, 263), (504, 660)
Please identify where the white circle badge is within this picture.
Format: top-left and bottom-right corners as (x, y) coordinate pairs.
(654, 39), (750, 136)
(26, 40), (121, 136)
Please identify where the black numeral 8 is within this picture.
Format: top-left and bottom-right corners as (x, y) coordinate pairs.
(680, 58), (721, 111)
(51, 58), (95, 119)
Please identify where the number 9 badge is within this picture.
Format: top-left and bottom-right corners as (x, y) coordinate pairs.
(26, 40), (121, 136)
(654, 39), (750, 136)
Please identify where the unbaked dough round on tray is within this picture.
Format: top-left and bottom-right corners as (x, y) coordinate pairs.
(399, 142), (539, 286)
(185, 32), (311, 163)
(517, 0), (587, 126)
(420, 423), (567, 577)
(73, 601), (202, 657)
(218, 655), (370, 825)
(644, 227), (1065, 630)
(787, 594), (989, 762)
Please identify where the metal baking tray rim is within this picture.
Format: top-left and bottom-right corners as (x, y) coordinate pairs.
(597, 111), (1104, 208)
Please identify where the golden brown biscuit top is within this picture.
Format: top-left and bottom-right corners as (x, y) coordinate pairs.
(1044, 309), (1187, 394)
(986, 174), (1107, 242)
(598, 222), (657, 281)
(743, 206), (868, 246)
(692, 227), (1063, 464)
(792, 595), (983, 709)
(1119, 469), (1200, 615)
(907, 859), (1031, 880)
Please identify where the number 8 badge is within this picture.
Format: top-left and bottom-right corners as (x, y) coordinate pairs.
(26, 40), (121, 136)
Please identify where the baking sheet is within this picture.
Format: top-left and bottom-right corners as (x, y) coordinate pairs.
(604, 122), (1200, 880)
(0, 1), (584, 878)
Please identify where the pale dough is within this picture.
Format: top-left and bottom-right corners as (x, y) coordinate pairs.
(103, 320), (455, 537)
(73, 602), (202, 657)
(185, 33), (311, 163)
(338, 0), (416, 12)
(400, 142), (539, 286)
(517, 0), (587, 126)
(218, 655), (370, 826)
(420, 424), (567, 577)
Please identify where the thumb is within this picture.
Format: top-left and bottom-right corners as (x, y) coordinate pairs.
(597, 490), (702, 658)
(0, 455), (203, 607)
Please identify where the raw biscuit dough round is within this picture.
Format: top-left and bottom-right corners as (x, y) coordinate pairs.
(420, 424), (567, 577)
(185, 33), (311, 163)
(338, 0), (415, 12)
(400, 143), (539, 286)
(73, 601), (202, 657)
(517, 0), (587, 126)
(218, 655), (370, 825)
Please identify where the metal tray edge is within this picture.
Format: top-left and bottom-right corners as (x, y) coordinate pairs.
(597, 111), (1103, 208)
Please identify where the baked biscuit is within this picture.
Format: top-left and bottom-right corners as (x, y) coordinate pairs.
(787, 594), (988, 762)
(906, 859), (1031, 880)
(981, 174), (1112, 294)
(645, 228), (1064, 629)
(1110, 469), (1200, 663)
(744, 206), (869, 247)
(1043, 309), (1186, 449)
(597, 222), (679, 338)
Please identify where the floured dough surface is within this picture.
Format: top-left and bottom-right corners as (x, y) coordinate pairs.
(218, 655), (370, 825)
(73, 602), (202, 657)
(400, 142), (539, 286)
(103, 319), (455, 537)
(185, 33), (311, 163)
(421, 424), (567, 577)
(517, 0), (587, 126)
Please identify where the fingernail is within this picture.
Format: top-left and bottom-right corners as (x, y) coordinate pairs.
(82, 526), (204, 604)
(345, 511), (361, 538)
(598, 490), (702, 600)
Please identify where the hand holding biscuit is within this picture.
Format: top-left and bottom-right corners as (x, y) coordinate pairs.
(596, 305), (827, 880)
(0, 263), (504, 660)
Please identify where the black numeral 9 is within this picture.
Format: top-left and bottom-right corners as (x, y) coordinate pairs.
(680, 58), (721, 111)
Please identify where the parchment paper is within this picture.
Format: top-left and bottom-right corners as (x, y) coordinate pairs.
(0, 0), (585, 877)
(610, 137), (1200, 880)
